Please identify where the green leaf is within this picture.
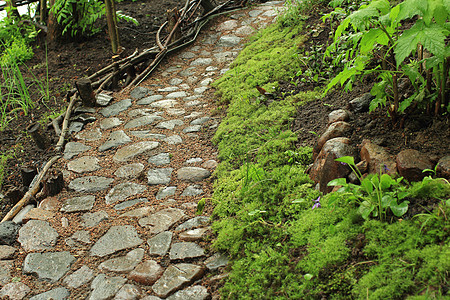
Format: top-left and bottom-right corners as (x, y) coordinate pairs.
(361, 177), (374, 194)
(360, 28), (384, 54)
(335, 156), (355, 166)
(328, 178), (347, 186)
(381, 194), (394, 208)
(359, 201), (375, 220)
(395, 0), (427, 22)
(395, 20), (447, 66)
(380, 173), (395, 190)
(390, 200), (409, 216)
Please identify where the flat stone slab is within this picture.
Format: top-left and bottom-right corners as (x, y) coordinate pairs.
(115, 284), (142, 299)
(169, 242), (205, 260)
(99, 130), (131, 151)
(105, 182), (147, 205)
(76, 128), (102, 141)
(181, 185), (203, 197)
(185, 158), (203, 164)
(190, 58), (213, 66)
(158, 86), (179, 92)
(90, 225), (143, 257)
(179, 228), (209, 242)
(156, 186), (177, 200)
(29, 287), (70, 300)
(175, 216), (210, 232)
(0, 260), (13, 286)
(137, 95), (163, 105)
(63, 265), (95, 288)
(166, 285), (209, 300)
(99, 99), (132, 117)
(205, 253), (229, 271)
(191, 117), (210, 125)
(113, 141), (159, 162)
(65, 230), (91, 247)
(130, 131), (166, 139)
(18, 220), (58, 251)
(177, 167), (211, 182)
(147, 231), (173, 256)
(124, 115), (163, 129)
(114, 163), (145, 178)
(147, 168), (173, 185)
(163, 135), (183, 145)
(131, 86), (151, 100)
(156, 119), (184, 130)
(81, 211), (109, 228)
(69, 176), (114, 192)
(23, 251), (75, 282)
(99, 248), (145, 273)
(67, 156), (101, 173)
(148, 153), (171, 166)
(166, 91), (188, 98)
(167, 108), (186, 116)
(139, 208), (185, 234)
(128, 260), (164, 285)
(100, 117), (123, 129)
(218, 35), (241, 47)
(64, 142), (91, 160)
(120, 206), (154, 218)
(61, 195), (96, 213)
(151, 100), (178, 109)
(0, 245), (16, 260)
(89, 274), (127, 300)
(152, 264), (204, 298)
(0, 282), (30, 300)
(183, 125), (202, 133)
(114, 198), (148, 210)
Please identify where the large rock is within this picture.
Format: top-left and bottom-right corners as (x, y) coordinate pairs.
(309, 137), (357, 193)
(360, 139), (397, 175)
(29, 287), (70, 300)
(90, 226), (143, 257)
(436, 156), (450, 179)
(18, 220), (58, 251)
(0, 221), (20, 245)
(152, 264), (204, 298)
(396, 149), (434, 182)
(328, 109), (350, 125)
(314, 121), (352, 159)
(23, 252), (75, 282)
(348, 93), (373, 113)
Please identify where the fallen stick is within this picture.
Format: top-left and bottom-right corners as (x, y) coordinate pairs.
(55, 93), (78, 152)
(1, 155), (61, 223)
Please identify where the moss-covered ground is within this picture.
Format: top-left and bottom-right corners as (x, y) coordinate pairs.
(210, 2), (450, 299)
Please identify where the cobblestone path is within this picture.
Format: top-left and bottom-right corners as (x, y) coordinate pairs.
(0, 2), (283, 299)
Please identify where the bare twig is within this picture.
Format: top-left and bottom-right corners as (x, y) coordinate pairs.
(55, 93), (78, 152)
(1, 155), (61, 223)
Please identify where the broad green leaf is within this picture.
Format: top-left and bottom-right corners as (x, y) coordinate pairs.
(335, 156), (355, 166)
(328, 178), (347, 186)
(381, 194), (394, 208)
(350, 6), (380, 30)
(380, 173), (394, 190)
(359, 201), (375, 219)
(399, 92), (418, 112)
(361, 178), (374, 194)
(335, 17), (351, 40)
(396, 0), (427, 22)
(402, 64), (423, 85)
(360, 28), (384, 54)
(397, 191), (409, 200)
(424, 56), (443, 69)
(432, 1), (448, 25)
(445, 0), (450, 14)
(390, 200), (409, 216)
(395, 21), (447, 66)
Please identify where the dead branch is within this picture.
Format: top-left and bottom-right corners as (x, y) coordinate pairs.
(1, 155), (61, 223)
(55, 93), (78, 152)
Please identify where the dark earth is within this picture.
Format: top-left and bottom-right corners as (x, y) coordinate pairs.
(1, 0), (449, 220)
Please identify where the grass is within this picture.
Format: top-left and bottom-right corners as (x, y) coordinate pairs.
(211, 0), (450, 299)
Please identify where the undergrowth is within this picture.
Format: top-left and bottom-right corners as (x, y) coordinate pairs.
(211, 1), (450, 299)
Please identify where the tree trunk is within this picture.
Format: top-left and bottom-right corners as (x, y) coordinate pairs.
(76, 78), (97, 107)
(39, 0), (48, 24)
(47, 0), (61, 43)
(105, 0), (120, 54)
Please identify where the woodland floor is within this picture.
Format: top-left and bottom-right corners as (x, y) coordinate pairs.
(1, 0), (449, 219)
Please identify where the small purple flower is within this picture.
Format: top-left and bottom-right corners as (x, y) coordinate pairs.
(340, 162), (347, 166)
(383, 164), (390, 173)
(312, 196), (321, 210)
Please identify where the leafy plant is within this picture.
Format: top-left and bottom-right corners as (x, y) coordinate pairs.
(323, 0), (450, 119)
(0, 18), (35, 66)
(328, 156), (409, 220)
